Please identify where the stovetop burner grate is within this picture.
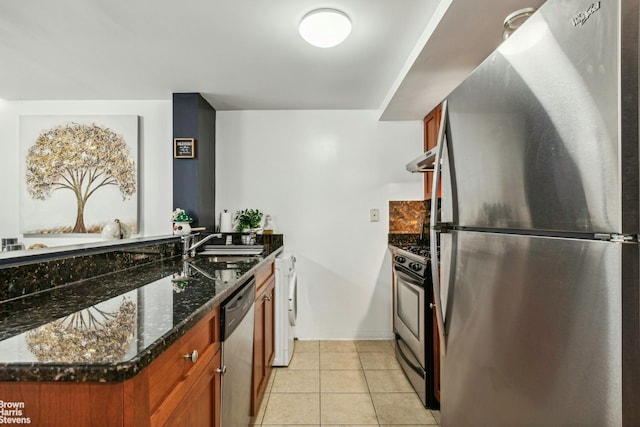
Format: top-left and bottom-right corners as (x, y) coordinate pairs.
(403, 246), (431, 258)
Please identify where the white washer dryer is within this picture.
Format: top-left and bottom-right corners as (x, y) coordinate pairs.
(273, 251), (297, 366)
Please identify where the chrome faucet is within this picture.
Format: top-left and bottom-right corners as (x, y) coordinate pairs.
(182, 233), (222, 259)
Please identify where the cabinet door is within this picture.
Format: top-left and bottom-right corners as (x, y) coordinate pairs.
(423, 103), (442, 200)
(213, 349), (221, 427)
(252, 292), (266, 416)
(149, 308), (220, 427)
(148, 310), (219, 416)
(252, 276), (275, 416)
(163, 349), (219, 427)
(264, 279), (275, 369)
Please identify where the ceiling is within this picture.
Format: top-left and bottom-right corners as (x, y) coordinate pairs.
(0, 0), (545, 120)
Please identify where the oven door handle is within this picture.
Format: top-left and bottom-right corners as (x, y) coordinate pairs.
(393, 266), (425, 289)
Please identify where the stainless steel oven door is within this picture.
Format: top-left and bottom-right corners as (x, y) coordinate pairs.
(393, 266), (426, 367)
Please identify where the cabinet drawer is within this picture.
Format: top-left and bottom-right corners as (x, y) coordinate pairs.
(160, 348), (218, 427)
(148, 307), (220, 413)
(255, 260), (275, 296)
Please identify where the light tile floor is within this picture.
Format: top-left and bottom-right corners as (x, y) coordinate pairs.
(251, 340), (440, 426)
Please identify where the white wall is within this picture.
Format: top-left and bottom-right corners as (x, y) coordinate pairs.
(0, 100), (173, 247)
(216, 110), (423, 339)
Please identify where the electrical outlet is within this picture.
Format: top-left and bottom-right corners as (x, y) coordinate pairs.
(370, 208), (380, 222)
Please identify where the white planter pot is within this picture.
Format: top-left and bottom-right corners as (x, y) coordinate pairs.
(173, 222), (192, 236)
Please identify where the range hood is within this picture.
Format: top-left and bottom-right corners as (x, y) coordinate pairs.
(406, 146), (438, 173)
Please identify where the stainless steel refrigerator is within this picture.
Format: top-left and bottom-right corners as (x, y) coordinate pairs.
(426, 0), (640, 425)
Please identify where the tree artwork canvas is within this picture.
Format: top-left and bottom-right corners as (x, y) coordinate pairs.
(19, 116), (138, 235)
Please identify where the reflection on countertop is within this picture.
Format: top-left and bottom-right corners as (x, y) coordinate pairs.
(0, 237), (283, 382)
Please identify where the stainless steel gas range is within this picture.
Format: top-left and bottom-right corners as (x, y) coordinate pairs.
(391, 245), (439, 408)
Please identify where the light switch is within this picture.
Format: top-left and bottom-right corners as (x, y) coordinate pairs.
(370, 208), (380, 222)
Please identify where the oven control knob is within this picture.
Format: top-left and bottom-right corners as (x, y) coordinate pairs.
(410, 263), (423, 272)
(395, 256), (406, 263)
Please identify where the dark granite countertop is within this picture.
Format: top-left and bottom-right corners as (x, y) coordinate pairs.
(388, 233), (424, 247)
(0, 245), (283, 382)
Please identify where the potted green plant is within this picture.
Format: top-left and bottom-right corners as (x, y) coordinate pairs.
(234, 209), (263, 232)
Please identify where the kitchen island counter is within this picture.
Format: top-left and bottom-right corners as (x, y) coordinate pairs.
(0, 243), (283, 382)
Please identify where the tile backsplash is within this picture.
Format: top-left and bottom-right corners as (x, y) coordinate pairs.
(388, 200), (428, 234)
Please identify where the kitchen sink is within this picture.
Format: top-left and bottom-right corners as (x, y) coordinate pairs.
(197, 255), (262, 264)
(198, 244), (264, 256)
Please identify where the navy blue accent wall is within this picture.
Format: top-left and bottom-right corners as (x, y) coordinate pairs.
(172, 93), (216, 230)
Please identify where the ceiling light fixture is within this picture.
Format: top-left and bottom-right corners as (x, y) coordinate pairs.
(299, 8), (352, 48)
(502, 7), (537, 40)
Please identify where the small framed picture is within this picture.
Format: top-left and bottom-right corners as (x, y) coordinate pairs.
(174, 138), (195, 158)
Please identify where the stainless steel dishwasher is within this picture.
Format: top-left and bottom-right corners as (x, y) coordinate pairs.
(220, 277), (255, 427)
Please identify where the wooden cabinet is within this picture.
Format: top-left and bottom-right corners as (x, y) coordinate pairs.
(148, 307), (221, 427)
(252, 260), (276, 416)
(161, 350), (221, 427)
(0, 382), (127, 427)
(0, 307), (222, 427)
(423, 103), (442, 200)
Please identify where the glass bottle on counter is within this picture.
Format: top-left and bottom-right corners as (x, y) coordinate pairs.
(263, 215), (275, 234)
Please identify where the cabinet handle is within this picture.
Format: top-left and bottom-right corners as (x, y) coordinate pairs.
(215, 366), (227, 375)
(264, 294), (272, 301)
(182, 349), (198, 363)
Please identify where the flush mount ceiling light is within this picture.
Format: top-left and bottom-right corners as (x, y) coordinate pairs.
(299, 8), (352, 48)
(503, 7), (537, 40)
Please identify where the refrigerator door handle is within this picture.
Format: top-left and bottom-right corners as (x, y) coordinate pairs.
(430, 100), (448, 355)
